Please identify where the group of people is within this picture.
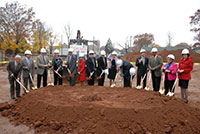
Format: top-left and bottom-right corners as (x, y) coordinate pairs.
(7, 47), (194, 103)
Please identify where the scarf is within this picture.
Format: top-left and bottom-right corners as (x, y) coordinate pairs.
(166, 61), (173, 70)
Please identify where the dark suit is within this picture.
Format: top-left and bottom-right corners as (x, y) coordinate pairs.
(120, 60), (133, 87)
(52, 56), (63, 85)
(97, 57), (107, 86)
(66, 55), (77, 86)
(7, 61), (22, 99)
(136, 56), (149, 88)
(86, 57), (96, 85)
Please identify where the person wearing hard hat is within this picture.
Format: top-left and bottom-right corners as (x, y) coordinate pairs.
(148, 48), (163, 92)
(97, 50), (107, 86)
(86, 50), (97, 85)
(7, 55), (22, 99)
(136, 49), (149, 89)
(107, 51), (118, 86)
(178, 49), (194, 103)
(162, 54), (178, 95)
(117, 59), (135, 87)
(52, 49), (63, 85)
(66, 48), (77, 86)
(36, 48), (50, 88)
(21, 50), (35, 93)
(78, 53), (86, 85)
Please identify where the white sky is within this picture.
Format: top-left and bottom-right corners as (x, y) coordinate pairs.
(1, 0), (200, 47)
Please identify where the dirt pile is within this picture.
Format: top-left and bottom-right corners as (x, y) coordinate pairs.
(1, 85), (200, 134)
(122, 49), (200, 63)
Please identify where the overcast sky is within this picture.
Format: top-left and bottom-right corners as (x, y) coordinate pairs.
(1, 0), (200, 47)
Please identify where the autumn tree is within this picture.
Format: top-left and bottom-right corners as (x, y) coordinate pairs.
(0, 1), (36, 54)
(64, 24), (73, 46)
(133, 33), (154, 48)
(105, 38), (114, 54)
(190, 9), (200, 42)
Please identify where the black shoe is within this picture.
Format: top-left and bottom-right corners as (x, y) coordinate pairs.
(17, 96), (21, 98)
(185, 100), (189, 103)
(11, 97), (16, 100)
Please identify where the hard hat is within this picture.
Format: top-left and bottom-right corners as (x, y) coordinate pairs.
(111, 51), (117, 55)
(24, 50), (32, 55)
(40, 48), (46, 53)
(181, 49), (189, 54)
(104, 69), (109, 75)
(53, 49), (59, 54)
(151, 48), (158, 53)
(140, 49), (146, 53)
(68, 48), (74, 52)
(100, 50), (106, 56)
(116, 59), (123, 67)
(167, 54), (175, 60)
(89, 50), (94, 54)
(79, 53), (84, 57)
(129, 67), (136, 76)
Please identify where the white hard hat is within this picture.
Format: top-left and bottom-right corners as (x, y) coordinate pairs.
(104, 69), (109, 75)
(24, 50), (32, 55)
(151, 48), (158, 53)
(167, 54), (175, 60)
(181, 49), (189, 55)
(100, 50), (106, 56)
(89, 50), (94, 54)
(40, 48), (46, 53)
(53, 49), (59, 54)
(129, 67), (136, 76)
(79, 53), (84, 57)
(111, 51), (117, 55)
(140, 49), (146, 53)
(116, 59), (123, 67)
(68, 48), (74, 52)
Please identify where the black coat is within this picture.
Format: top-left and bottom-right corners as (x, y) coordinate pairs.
(135, 56), (149, 75)
(7, 61), (22, 79)
(86, 57), (96, 76)
(97, 57), (107, 76)
(120, 60), (133, 78)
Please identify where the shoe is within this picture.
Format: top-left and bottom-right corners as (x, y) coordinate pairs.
(11, 97), (16, 100)
(185, 100), (189, 103)
(17, 96), (21, 98)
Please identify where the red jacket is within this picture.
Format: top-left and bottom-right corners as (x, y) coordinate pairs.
(78, 59), (86, 82)
(178, 57), (194, 80)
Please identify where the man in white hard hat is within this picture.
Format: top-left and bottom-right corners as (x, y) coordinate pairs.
(7, 55), (22, 99)
(66, 48), (77, 86)
(36, 48), (50, 88)
(97, 50), (107, 86)
(136, 49), (149, 89)
(21, 50), (35, 93)
(52, 49), (63, 85)
(148, 48), (163, 92)
(117, 59), (134, 87)
(86, 50), (97, 85)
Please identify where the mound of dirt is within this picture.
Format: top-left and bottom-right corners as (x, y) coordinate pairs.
(122, 49), (200, 63)
(1, 85), (200, 134)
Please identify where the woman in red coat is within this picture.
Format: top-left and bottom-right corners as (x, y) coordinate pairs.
(178, 49), (194, 103)
(78, 54), (86, 85)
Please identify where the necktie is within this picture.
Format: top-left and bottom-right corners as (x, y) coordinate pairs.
(27, 58), (30, 67)
(43, 56), (46, 64)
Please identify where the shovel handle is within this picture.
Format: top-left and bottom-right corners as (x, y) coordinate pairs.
(13, 76), (29, 93)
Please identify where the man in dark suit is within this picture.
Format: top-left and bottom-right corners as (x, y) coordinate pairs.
(136, 49), (149, 89)
(149, 48), (163, 91)
(97, 50), (107, 86)
(66, 48), (77, 86)
(7, 55), (22, 99)
(86, 50), (96, 85)
(21, 50), (35, 93)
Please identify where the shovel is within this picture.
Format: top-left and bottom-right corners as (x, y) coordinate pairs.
(166, 77), (178, 97)
(86, 71), (95, 80)
(47, 68), (54, 86)
(111, 73), (119, 88)
(159, 74), (165, 95)
(52, 68), (63, 78)
(96, 70), (105, 80)
(13, 76), (29, 93)
(136, 73), (147, 89)
(144, 72), (151, 91)
(29, 73), (37, 90)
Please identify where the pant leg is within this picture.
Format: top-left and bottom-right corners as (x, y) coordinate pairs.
(169, 80), (175, 92)
(88, 75), (95, 86)
(54, 72), (58, 85)
(98, 74), (105, 86)
(181, 88), (185, 100)
(37, 74), (42, 88)
(23, 77), (28, 93)
(151, 72), (156, 91)
(58, 71), (63, 85)
(154, 76), (161, 92)
(43, 69), (47, 87)
(124, 77), (131, 87)
(137, 74), (141, 86)
(164, 79), (170, 95)
(70, 75), (76, 86)
(185, 88), (188, 101)
(9, 78), (15, 99)
(142, 73), (147, 89)
(16, 80), (20, 97)
(29, 76), (33, 90)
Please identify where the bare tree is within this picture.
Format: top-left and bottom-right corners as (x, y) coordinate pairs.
(167, 32), (173, 47)
(64, 24), (73, 46)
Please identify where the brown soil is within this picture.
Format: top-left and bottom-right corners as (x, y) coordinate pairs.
(0, 85), (200, 134)
(122, 49), (200, 63)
